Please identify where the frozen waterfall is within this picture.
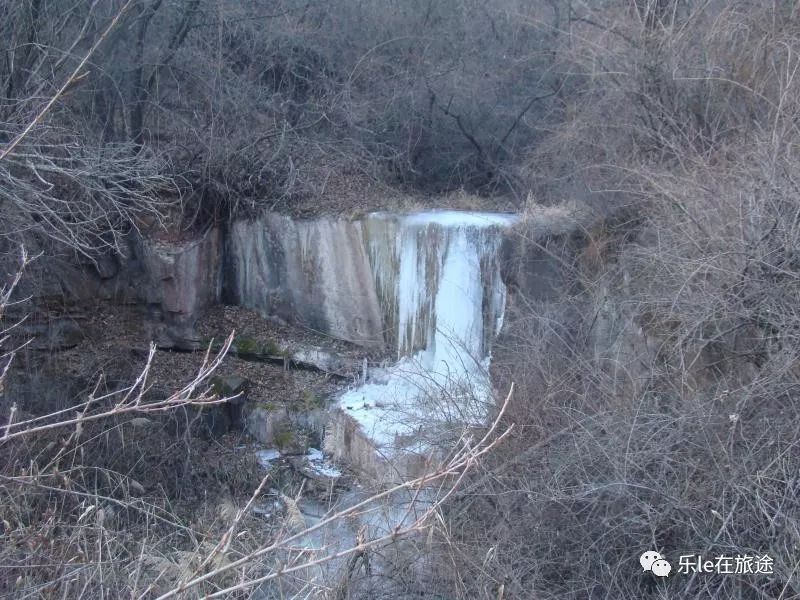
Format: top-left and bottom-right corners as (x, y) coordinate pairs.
(228, 209), (516, 479)
(331, 211), (516, 475)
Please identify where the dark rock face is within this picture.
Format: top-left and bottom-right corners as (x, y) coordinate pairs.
(3, 226), (222, 351)
(190, 376), (248, 439)
(91, 251), (120, 280)
(499, 203), (601, 302)
(24, 319), (87, 350)
(500, 228), (576, 302)
(211, 375), (249, 430)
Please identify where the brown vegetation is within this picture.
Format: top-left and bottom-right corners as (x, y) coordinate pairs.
(427, 2), (800, 599)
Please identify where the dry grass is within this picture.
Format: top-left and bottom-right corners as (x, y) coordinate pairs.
(423, 193), (800, 598)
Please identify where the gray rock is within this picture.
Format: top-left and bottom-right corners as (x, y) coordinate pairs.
(227, 215), (385, 348)
(212, 375), (249, 397)
(244, 403), (290, 445)
(139, 228), (222, 348)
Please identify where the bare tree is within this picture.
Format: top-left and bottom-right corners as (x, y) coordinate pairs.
(0, 0), (174, 257)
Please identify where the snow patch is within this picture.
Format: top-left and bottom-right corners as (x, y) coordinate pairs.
(255, 448), (281, 469)
(305, 448), (343, 478)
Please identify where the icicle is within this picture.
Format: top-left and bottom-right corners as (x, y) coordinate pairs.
(339, 210), (517, 453)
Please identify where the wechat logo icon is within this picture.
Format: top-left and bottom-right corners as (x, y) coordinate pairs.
(640, 551), (672, 577)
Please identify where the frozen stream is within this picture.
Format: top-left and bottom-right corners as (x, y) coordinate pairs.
(242, 210), (516, 595)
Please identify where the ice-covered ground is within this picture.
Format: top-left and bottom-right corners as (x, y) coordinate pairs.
(306, 447), (343, 478)
(255, 448), (281, 469)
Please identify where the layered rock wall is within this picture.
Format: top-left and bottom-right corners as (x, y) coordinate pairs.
(227, 215), (384, 347)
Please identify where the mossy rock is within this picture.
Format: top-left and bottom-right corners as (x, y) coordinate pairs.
(260, 339), (283, 357)
(233, 335), (260, 356)
(274, 429), (294, 448)
(274, 428), (310, 455)
(228, 335), (290, 359)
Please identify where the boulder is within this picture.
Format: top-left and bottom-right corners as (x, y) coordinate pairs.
(211, 375), (249, 430)
(244, 403), (290, 446)
(212, 375), (249, 397)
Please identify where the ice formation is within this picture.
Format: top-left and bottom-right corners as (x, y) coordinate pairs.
(337, 211), (516, 457)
